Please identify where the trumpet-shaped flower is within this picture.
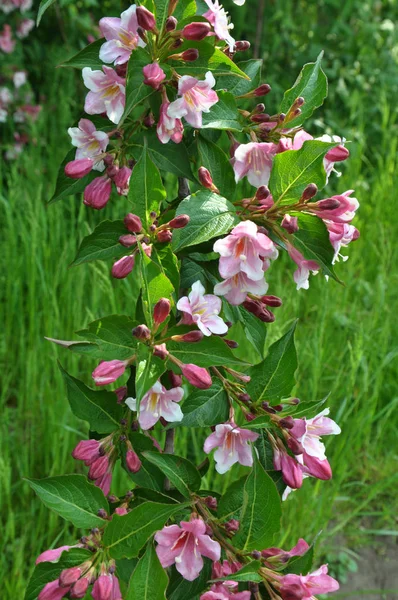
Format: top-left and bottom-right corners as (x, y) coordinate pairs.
(167, 72), (218, 128)
(125, 380), (184, 429)
(204, 423), (259, 474)
(290, 408), (341, 461)
(83, 66), (125, 124)
(280, 564), (339, 599)
(203, 0), (235, 51)
(288, 246), (320, 291)
(99, 5), (144, 65)
(68, 118), (109, 171)
(157, 100), (184, 144)
(177, 280), (228, 336)
(214, 271), (269, 305)
(233, 142), (277, 188)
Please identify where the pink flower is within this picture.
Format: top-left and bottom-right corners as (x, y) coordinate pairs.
(214, 221), (278, 281)
(204, 423), (259, 474)
(177, 280), (228, 336)
(203, 0), (235, 51)
(83, 66), (126, 124)
(92, 359), (127, 386)
(280, 564), (339, 599)
(214, 271), (269, 305)
(326, 221), (359, 263)
(36, 545), (72, 564)
(143, 63), (166, 90)
(72, 439), (100, 463)
(157, 100), (184, 144)
(167, 72), (218, 128)
(287, 246), (320, 291)
(96, 471), (112, 496)
(155, 518), (221, 581)
(92, 574), (113, 600)
(65, 158), (95, 179)
(312, 190), (359, 224)
(84, 175), (112, 209)
(114, 166), (131, 195)
(0, 24), (15, 54)
(125, 380), (184, 429)
(181, 363), (212, 389)
(273, 443), (303, 489)
(16, 18), (35, 38)
(68, 118), (109, 171)
(126, 449), (141, 473)
(99, 5), (144, 65)
(290, 408), (341, 462)
(233, 142), (277, 187)
(38, 581), (70, 600)
(201, 586), (250, 600)
(112, 255), (135, 278)
(262, 538), (310, 562)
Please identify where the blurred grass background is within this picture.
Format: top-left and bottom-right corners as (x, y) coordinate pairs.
(1, 0), (398, 595)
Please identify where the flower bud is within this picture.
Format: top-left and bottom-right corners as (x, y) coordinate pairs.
(181, 48), (199, 61)
(250, 113), (271, 123)
(65, 158), (93, 179)
(88, 455), (109, 480)
(132, 324), (151, 340)
(294, 96), (305, 107)
(287, 437), (304, 455)
(153, 343), (169, 359)
(166, 16), (177, 31)
(279, 416), (295, 429)
(252, 103), (265, 114)
(119, 234), (137, 247)
(124, 213), (143, 233)
(136, 6), (156, 31)
(325, 145), (350, 162)
(126, 449), (142, 473)
(103, 155), (114, 167)
(84, 176), (112, 210)
(106, 164), (119, 179)
(97, 508), (108, 519)
(260, 295), (283, 307)
(182, 22), (211, 41)
(114, 386), (127, 403)
(142, 63), (166, 90)
(251, 550), (262, 559)
(301, 183), (318, 201)
(281, 214), (299, 234)
(317, 198), (341, 210)
(153, 298), (171, 325)
(38, 581), (68, 600)
(171, 331), (204, 343)
(181, 363), (212, 389)
(169, 371), (182, 387)
(225, 519), (240, 532)
(72, 439), (100, 461)
(238, 393), (251, 404)
(92, 360), (126, 386)
(254, 83), (271, 96)
(112, 256), (135, 279)
(70, 577), (90, 598)
(169, 214), (190, 229)
(157, 229), (173, 243)
(235, 40), (250, 52)
(256, 185), (270, 201)
(143, 113), (155, 128)
(204, 496), (218, 510)
(224, 339), (238, 348)
(114, 166), (131, 196)
(115, 506), (128, 515)
(198, 166), (219, 193)
(59, 567), (81, 587)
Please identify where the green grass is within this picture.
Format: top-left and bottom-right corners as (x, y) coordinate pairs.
(1, 7), (398, 597)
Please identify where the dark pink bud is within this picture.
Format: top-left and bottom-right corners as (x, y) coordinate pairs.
(142, 63), (166, 90)
(38, 580), (69, 600)
(169, 214), (190, 229)
(72, 439), (100, 462)
(70, 577), (90, 599)
(182, 22), (211, 41)
(112, 256), (135, 279)
(153, 343), (169, 359)
(260, 295), (283, 308)
(115, 506), (128, 516)
(250, 113), (271, 123)
(157, 229), (173, 243)
(281, 214), (299, 234)
(65, 158), (93, 179)
(304, 454), (332, 480)
(83, 176), (112, 210)
(301, 183), (318, 201)
(114, 386), (127, 403)
(169, 372), (182, 387)
(255, 185), (270, 201)
(238, 393), (251, 404)
(106, 164), (119, 179)
(181, 48), (199, 61)
(126, 449), (142, 473)
(171, 331), (204, 343)
(132, 324), (151, 340)
(254, 83), (271, 96)
(143, 113), (155, 128)
(225, 519), (240, 532)
(294, 96), (305, 107)
(280, 582), (306, 600)
(92, 359), (126, 386)
(88, 455), (109, 480)
(119, 234), (137, 247)
(114, 166), (131, 196)
(153, 298), (171, 325)
(235, 40), (250, 52)
(252, 103), (265, 114)
(204, 496), (218, 510)
(59, 566), (81, 587)
(136, 6), (156, 31)
(103, 155), (114, 167)
(280, 416), (295, 429)
(317, 198), (341, 210)
(325, 145), (350, 162)
(124, 213), (143, 233)
(166, 16), (177, 31)
(181, 363), (212, 389)
(198, 166), (219, 193)
(287, 437), (304, 455)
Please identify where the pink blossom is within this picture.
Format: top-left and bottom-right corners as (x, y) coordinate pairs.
(36, 545), (72, 564)
(126, 449), (141, 473)
(38, 580), (70, 600)
(214, 271), (269, 305)
(155, 518), (221, 581)
(288, 246), (320, 290)
(203, 0), (235, 51)
(233, 142), (277, 187)
(92, 359), (127, 386)
(83, 66), (126, 124)
(96, 471), (112, 496)
(16, 18), (35, 38)
(326, 221), (359, 263)
(261, 538), (310, 562)
(65, 158), (94, 179)
(291, 408), (341, 462)
(301, 452), (332, 480)
(0, 24), (15, 53)
(125, 380), (184, 429)
(157, 100), (184, 144)
(114, 166), (131, 195)
(99, 5), (144, 65)
(143, 62), (166, 90)
(273, 443), (303, 489)
(214, 221), (278, 281)
(72, 439), (100, 463)
(68, 118), (109, 171)
(92, 574), (113, 600)
(70, 575), (90, 598)
(312, 190), (359, 224)
(167, 72), (218, 128)
(177, 280), (228, 336)
(84, 175), (112, 209)
(181, 363), (212, 389)
(204, 423), (259, 474)
(201, 585), (250, 600)
(280, 564), (339, 599)
(112, 255), (135, 278)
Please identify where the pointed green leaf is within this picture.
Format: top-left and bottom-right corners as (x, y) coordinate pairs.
(201, 91), (242, 131)
(76, 315), (137, 360)
(130, 130), (194, 180)
(126, 543), (168, 600)
(168, 560), (213, 600)
(166, 335), (249, 368)
(216, 561), (263, 583)
(142, 452), (201, 498)
(72, 220), (127, 266)
(49, 149), (97, 204)
(37, 0), (57, 25)
(60, 39), (103, 69)
(120, 48), (155, 125)
(197, 135), (236, 200)
(168, 40), (250, 79)
(138, 249), (174, 327)
(170, 380), (229, 428)
(128, 148), (166, 229)
(135, 345), (167, 403)
(292, 212), (339, 281)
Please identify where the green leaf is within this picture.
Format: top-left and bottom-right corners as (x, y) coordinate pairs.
(180, 258), (207, 288)
(26, 475), (108, 528)
(197, 135), (236, 199)
(168, 560), (212, 600)
(152, 245), (180, 295)
(103, 502), (186, 559)
(139, 250), (174, 327)
(130, 130), (194, 180)
(168, 40), (250, 79)
(287, 544), (315, 575)
(76, 314), (137, 360)
(166, 335), (249, 368)
(201, 91), (242, 131)
(234, 460), (282, 551)
(172, 189), (238, 252)
(72, 220), (127, 266)
(126, 543), (168, 600)
(60, 39), (104, 69)
(60, 364), (124, 433)
(218, 476), (247, 521)
(135, 345), (166, 403)
(155, 0), (169, 31)
(292, 213), (338, 281)
(217, 59), (263, 96)
(280, 53), (328, 128)
(235, 305), (268, 360)
(170, 380), (229, 428)
(49, 149), (97, 204)
(242, 417), (272, 430)
(120, 48), (155, 125)
(126, 433), (165, 492)
(36, 0), (57, 25)
(128, 148), (166, 229)
(25, 548), (92, 600)
(254, 430), (274, 471)
(142, 452), (201, 498)
(216, 561), (263, 583)
(269, 140), (338, 205)
(246, 322), (298, 403)
(174, 0), (197, 21)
